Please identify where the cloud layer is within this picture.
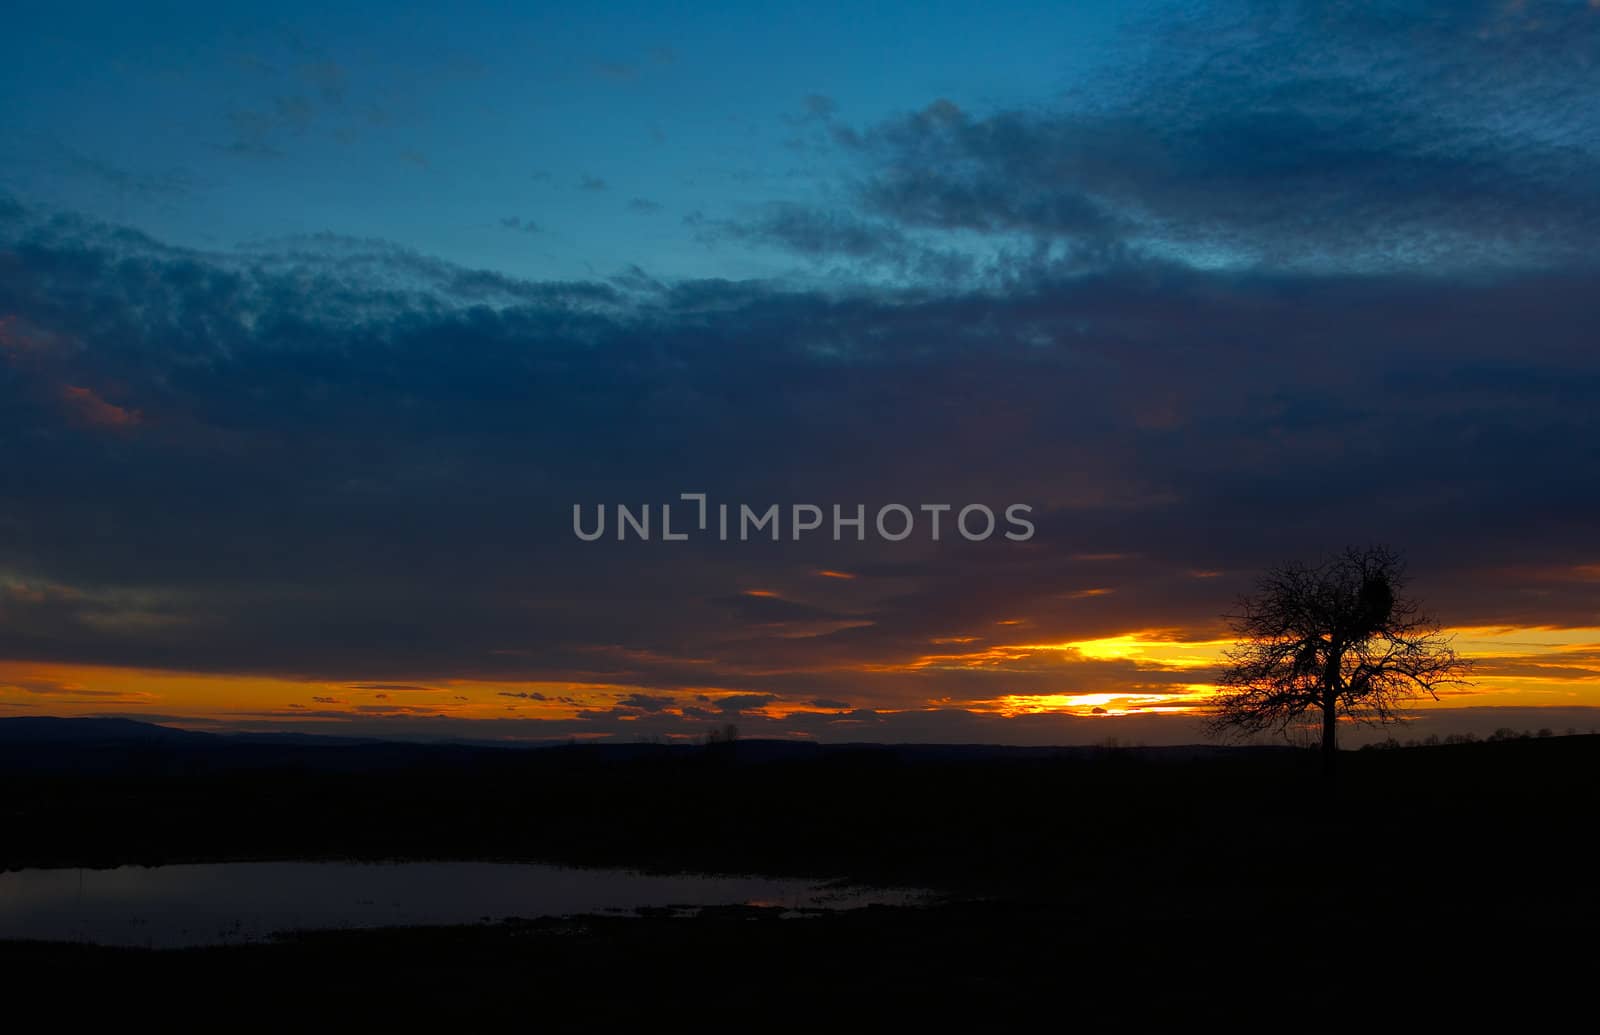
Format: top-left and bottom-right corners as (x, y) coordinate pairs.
(3, 2), (1599, 740)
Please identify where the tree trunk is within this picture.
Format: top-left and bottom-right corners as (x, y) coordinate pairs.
(1321, 642), (1343, 782)
(1321, 683), (1338, 780)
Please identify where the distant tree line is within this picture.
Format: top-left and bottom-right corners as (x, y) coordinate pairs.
(1359, 727), (1593, 750)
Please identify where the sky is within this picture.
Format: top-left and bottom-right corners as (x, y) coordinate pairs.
(2, 0), (1599, 745)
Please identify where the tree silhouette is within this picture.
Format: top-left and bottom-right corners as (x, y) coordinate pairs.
(1205, 545), (1472, 776)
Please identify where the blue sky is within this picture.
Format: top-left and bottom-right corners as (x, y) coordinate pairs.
(2, 1), (1135, 282)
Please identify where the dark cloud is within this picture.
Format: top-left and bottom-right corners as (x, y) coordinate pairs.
(713, 203), (906, 259)
(698, 202), (975, 283)
(0, 200), (1597, 710)
(734, 1), (1600, 277)
(715, 693), (778, 715)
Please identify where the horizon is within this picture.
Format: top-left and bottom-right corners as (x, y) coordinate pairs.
(5, 710), (1597, 750)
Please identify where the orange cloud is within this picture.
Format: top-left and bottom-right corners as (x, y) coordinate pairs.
(1, 623), (1598, 734)
(61, 385), (141, 429)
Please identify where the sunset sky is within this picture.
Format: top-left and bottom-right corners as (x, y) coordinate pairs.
(3, 1), (1598, 744)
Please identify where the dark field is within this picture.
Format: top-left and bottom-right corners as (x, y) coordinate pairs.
(4, 722), (1596, 1023)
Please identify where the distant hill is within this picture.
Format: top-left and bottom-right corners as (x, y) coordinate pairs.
(0, 716), (1276, 757)
(0, 716), (1278, 770)
(0, 716), (440, 774)
(0, 716), (214, 743)
(0, 717), (387, 748)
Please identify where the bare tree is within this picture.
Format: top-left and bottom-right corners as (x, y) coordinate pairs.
(1205, 545), (1472, 775)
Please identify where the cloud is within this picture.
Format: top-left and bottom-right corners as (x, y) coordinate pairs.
(617, 694), (675, 713)
(713, 203), (908, 259)
(0, 673), (155, 704)
(697, 202), (975, 283)
(59, 385), (141, 430)
(728, 1), (1600, 277)
(714, 693), (778, 715)
(0, 164), (1597, 732)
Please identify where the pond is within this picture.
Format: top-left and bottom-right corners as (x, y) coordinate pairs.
(0, 861), (930, 948)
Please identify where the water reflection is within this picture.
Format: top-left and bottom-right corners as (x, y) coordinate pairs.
(0, 862), (930, 948)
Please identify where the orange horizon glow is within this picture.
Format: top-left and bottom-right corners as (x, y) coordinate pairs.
(2, 622), (1597, 734)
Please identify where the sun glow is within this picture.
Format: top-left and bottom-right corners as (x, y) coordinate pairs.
(4, 623), (1599, 733)
(870, 631), (1232, 673)
(1024, 633), (1232, 668)
(985, 685), (1220, 717)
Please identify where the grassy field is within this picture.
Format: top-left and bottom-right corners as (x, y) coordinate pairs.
(3, 729), (1596, 1021)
